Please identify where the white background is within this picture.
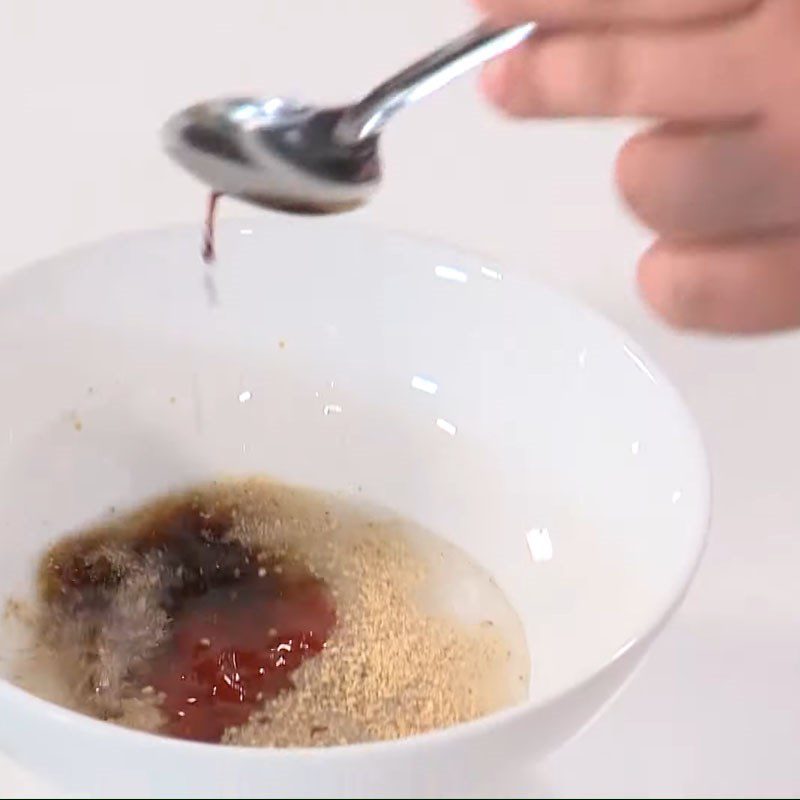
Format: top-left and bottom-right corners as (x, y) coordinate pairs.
(1, 1), (798, 796)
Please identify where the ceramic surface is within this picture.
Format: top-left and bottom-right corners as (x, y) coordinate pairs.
(0, 220), (708, 797)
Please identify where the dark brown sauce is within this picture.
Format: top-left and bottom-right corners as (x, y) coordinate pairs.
(41, 495), (336, 743)
(201, 191), (222, 264)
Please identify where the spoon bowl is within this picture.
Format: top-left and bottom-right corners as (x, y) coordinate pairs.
(163, 97), (381, 213)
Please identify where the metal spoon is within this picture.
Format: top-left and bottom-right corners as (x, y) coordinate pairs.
(162, 22), (534, 214)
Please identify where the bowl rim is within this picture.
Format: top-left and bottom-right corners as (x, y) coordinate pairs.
(0, 220), (711, 760)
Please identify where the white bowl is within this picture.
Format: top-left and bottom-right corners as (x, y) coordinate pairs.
(0, 219), (708, 798)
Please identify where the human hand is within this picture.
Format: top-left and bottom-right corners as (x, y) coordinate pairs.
(475, 0), (800, 333)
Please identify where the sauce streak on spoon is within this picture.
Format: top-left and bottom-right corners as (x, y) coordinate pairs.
(199, 190), (359, 266)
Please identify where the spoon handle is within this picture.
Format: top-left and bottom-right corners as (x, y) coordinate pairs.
(333, 21), (535, 145)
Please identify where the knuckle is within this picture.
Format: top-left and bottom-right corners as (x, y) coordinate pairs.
(576, 36), (637, 116)
(535, 34), (629, 114)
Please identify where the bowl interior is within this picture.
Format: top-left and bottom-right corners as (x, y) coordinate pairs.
(0, 218), (707, 706)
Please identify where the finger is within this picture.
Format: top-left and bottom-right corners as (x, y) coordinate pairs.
(481, 20), (758, 120)
(473, 0), (761, 26)
(618, 124), (800, 240)
(638, 235), (800, 333)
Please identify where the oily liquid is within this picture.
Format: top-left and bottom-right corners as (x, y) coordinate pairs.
(17, 479), (529, 747)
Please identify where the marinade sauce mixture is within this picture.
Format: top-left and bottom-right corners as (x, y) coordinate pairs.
(42, 496), (336, 743)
